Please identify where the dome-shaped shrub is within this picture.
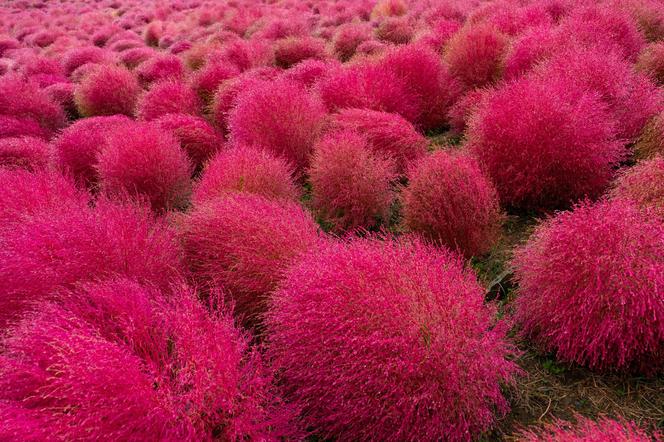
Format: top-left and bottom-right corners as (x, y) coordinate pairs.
(266, 237), (519, 441)
(332, 23), (372, 61)
(62, 46), (115, 76)
(403, 150), (502, 258)
(193, 145), (299, 205)
(317, 62), (420, 124)
(0, 278), (298, 440)
(178, 193), (320, 322)
(467, 76), (624, 210)
(137, 80), (200, 121)
(328, 108), (427, 174)
(229, 79), (326, 171)
(0, 136), (51, 171)
(280, 59), (339, 89)
(53, 115), (131, 188)
(135, 53), (185, 86)
(610, 157), (664, 220)
(0, 169), (89, 226)
(154, 113), (223, 173)
(97, 122), (192, 212)
(519, 415), (659, 441)
(0, 199), (181, 327)
(512, 199), (664, 373)
(190, 61), (239, 102)
(635, 111), (664, 159)
(378, 44), (462, 131)
(309, 130), (397, 232)
(273, 36), (327, 68)
(374, 17), (415, 45)
(443, 23), (509, 89)
(502, 25), (558, 80)
(0, 115), (48, 140)
(636, 41), (664, 85)
(73, 64), (139, 117)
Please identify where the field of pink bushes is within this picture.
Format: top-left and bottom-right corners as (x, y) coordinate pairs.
(0, 0), (663, 440)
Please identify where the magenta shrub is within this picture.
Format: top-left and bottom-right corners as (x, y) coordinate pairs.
(190, 61), (239, 102)
(53, 115), (130, 188)
(229, 79), (326, 171)
(519, 415), (660, 441)
(512, 199), (664, 373)
(178, 193), (321, 322)
(267, 237), (519, 441)
(154, 113), (223, 173)
(636, 110), (664, 159)
(467, 76), (625, 210)
(403, 150), (502, 258)
(273, 36), (327, 68)
(331, 23), (371, 61)
(0, 136), (51, 171)
(0, 115), (48, 140)
(73, 64), (139, 117)
(137, 79), (200, 120)
(61, 46), (115, 76)
(193, 144), (299, 205)
(135, 53), (185, 85)
(96, 122), (192, 211)
(328, 108), (428, 173)
(0, 199), (181, 327)
(636, 41), (664, 85)
(610, 157), (664, 220)
(0, 278), (299, 440)
(309, 130), (397, 232)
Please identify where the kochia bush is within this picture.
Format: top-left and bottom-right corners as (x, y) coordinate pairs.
(512, 199), (664, 373)
(0, 136), (51, 171)
(610, 157), (664, 220)
(266, 237), (519, 441)
(73, 64), (139, 117)
(518, 415), (660, 441)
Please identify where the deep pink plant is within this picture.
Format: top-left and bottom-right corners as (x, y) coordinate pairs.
(328, 108), (428, 173)
(0, 136), (51, 171)
(266, 237), (519, 441)
(229, 79), (326, 171)
(331, 23), (372, 61)
(53, 115), (130, 188)
(378, 44), (463, 131)
(636, 42), (664, 85)
(610, 157), (664, 220)
(61, 46), (115, 76)
(467, 76), (625, 210)
(446, 88), (488, 134)
(135, 53), (185, 86)
(73, 64), (139, 117)
(137, 79), (200, 120)
(280, 59), (340, 89)
(0, 115), (48, 140)
(119, 47), (157, 69)
(443, 23), (509, 89)
(309, 130), (397, 232)
(178, 193), (320, 322)
(502, 25), (558, 80)
(273, 36), (327, 68)
(403, 150), (502, 258)
(0, 278), (299, 440)
(636, 110), (664, 159)
(512, 199), (664, 373)
(154, 113), (224, 173)
(374, 17), (414, 44)
(190, 61), (239, 102)
(0, 199), (182, 327)
(518, 415), (660, 441)
(193, 144), (299, 205)
(96, 122), (192, 212)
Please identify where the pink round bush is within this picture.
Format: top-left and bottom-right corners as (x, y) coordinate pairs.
(502, 25), (558, 80)
(636, 42), (664, 85)
(512, 199), (664, 373)
(137, 80), (200, 121)
(446, 88), (488, 134)
(73, 64), (139, 117)
(610, 157), (664, 220)
(309, 130), (397, 232)
(0, 74), (66, 137)
(328, 108), (428, 173)
(374, 17), (414, 45)
(317, 62), (420, 124)
(534, 47), (661, 141)
(443, 23), (509, 89)
(403, 150), (502, 258)
(0, 199), (181, 327)
(53, 115), (130, 188)
(62, 46), (115, 76)
(266, 237), (519, 441)
(190, 61), (239, 102)
(280, 59), (339, 89)
(467, 76), (625, 210)
(154, 113), (223, 173)
(178, 193), (320, 322)
(44, 82), (78, 119)
(97, 122), (192, 212)
(0, 115), (48, 140)
(229, 79), (326, 171)
(635, 110), (664, 159)
(331, 23), (372, 61)
(378, 44), (462, 131)
(193, 144), (298, 205)
(0, 278), (298, 440)
(0, 136), (51, 171)
(0, 169), (89, 226)
(135, 53), (185, 86)
(273, 36), (327, 68)
(519, 416), (660, 441)
(119, 47), (157, 69)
